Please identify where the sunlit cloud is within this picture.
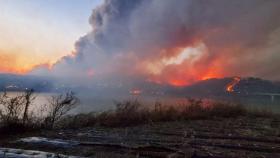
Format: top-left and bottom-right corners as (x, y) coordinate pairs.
(0, 0), (101, 74)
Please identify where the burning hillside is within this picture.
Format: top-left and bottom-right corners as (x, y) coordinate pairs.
(226, 77), (241, 92)
(169, 77), (280, 98)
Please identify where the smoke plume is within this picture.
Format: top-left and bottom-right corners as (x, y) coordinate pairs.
(32, 0), (280, 86)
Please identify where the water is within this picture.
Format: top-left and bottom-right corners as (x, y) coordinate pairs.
(60, 93), (280, 114)
(0, 92), (191, 114)
(1, 92), (280, 114)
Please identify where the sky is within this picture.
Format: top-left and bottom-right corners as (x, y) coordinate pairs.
(0, 0), (102, 73)
(1, 0), (280, 87)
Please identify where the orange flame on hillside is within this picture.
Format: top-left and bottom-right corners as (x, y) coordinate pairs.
(129, 89), (142, 95)
(226, 77), (241, 92)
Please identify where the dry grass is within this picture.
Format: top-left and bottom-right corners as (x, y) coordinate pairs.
(0, 91), (274, 132)
(58, 99), (249, 128)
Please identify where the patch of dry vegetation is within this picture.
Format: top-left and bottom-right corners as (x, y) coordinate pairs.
(0, 90), (274, 134)
(58, 98), (249, 128)
(0, 90), (79, 134)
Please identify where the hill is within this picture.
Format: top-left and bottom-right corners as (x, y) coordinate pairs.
(168, 77), (280, 97)
(0, 73), (54, 92)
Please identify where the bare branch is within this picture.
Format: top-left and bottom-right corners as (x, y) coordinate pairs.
(45, 91), (79, 128)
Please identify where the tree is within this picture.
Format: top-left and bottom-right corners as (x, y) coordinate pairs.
(0, 92), (25, 124)
(45, 91), (79, 128)
(22, 89), (36, 124)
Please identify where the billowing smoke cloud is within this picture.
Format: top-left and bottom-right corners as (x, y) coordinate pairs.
(32, 0), (280, 87)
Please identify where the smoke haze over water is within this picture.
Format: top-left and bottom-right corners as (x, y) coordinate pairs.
(31, 0), (280, 87)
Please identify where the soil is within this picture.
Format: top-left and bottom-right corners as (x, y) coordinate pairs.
(1, 116), (280, 158)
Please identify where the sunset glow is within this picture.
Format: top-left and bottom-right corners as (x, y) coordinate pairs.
(0, 0), (279, 87)
(0, 0), (101, 74)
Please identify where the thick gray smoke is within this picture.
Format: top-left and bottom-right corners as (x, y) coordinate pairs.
(32, 0), (280, 86)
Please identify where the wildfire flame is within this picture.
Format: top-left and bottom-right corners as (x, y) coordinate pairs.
(144, 42), (222, 86)
(87, 68), (95, 78)
(129, 89), (142, 95)
(226, 77), (241, 92)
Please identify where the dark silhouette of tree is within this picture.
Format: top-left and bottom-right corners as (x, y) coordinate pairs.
(22, 89), (36, 124)
(44, 91), (79, 128)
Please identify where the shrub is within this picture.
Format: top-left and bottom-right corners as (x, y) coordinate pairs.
(57, 99), (249, 128)
(43, 91), (79, 129)
(0, 90), (38, 134)
(182, 98), (208, 119)
(0, 91), (267, 131)
(0, 91), (80, 134)
(57, 112), (97, 129)
(94, 100), (150, 127)
(209, 102), (247, 118)
(0, 92), (25, 125)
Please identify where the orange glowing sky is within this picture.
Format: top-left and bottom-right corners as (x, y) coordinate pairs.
(0, 0), (101, 74)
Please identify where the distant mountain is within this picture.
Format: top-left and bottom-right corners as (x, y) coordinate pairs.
(76, 77), (280, 97)
(234, 77), (280, 94)
(0, 73), (54, 92)
(168, 77), (280, 97)
(1, 73), (279, 97)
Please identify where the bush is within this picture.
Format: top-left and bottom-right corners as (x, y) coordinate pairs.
(94, 100), (150, 127)
(57, 112), (97, 129)
(0, 91), (267, 131)
(43, 91), (79, 129)
(0, 91), (79, 134)
(210, 102), (247, 118)
(0, 92), (25, 125)
(0, 90), (41, 134)
(57, 99), (249, 128)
